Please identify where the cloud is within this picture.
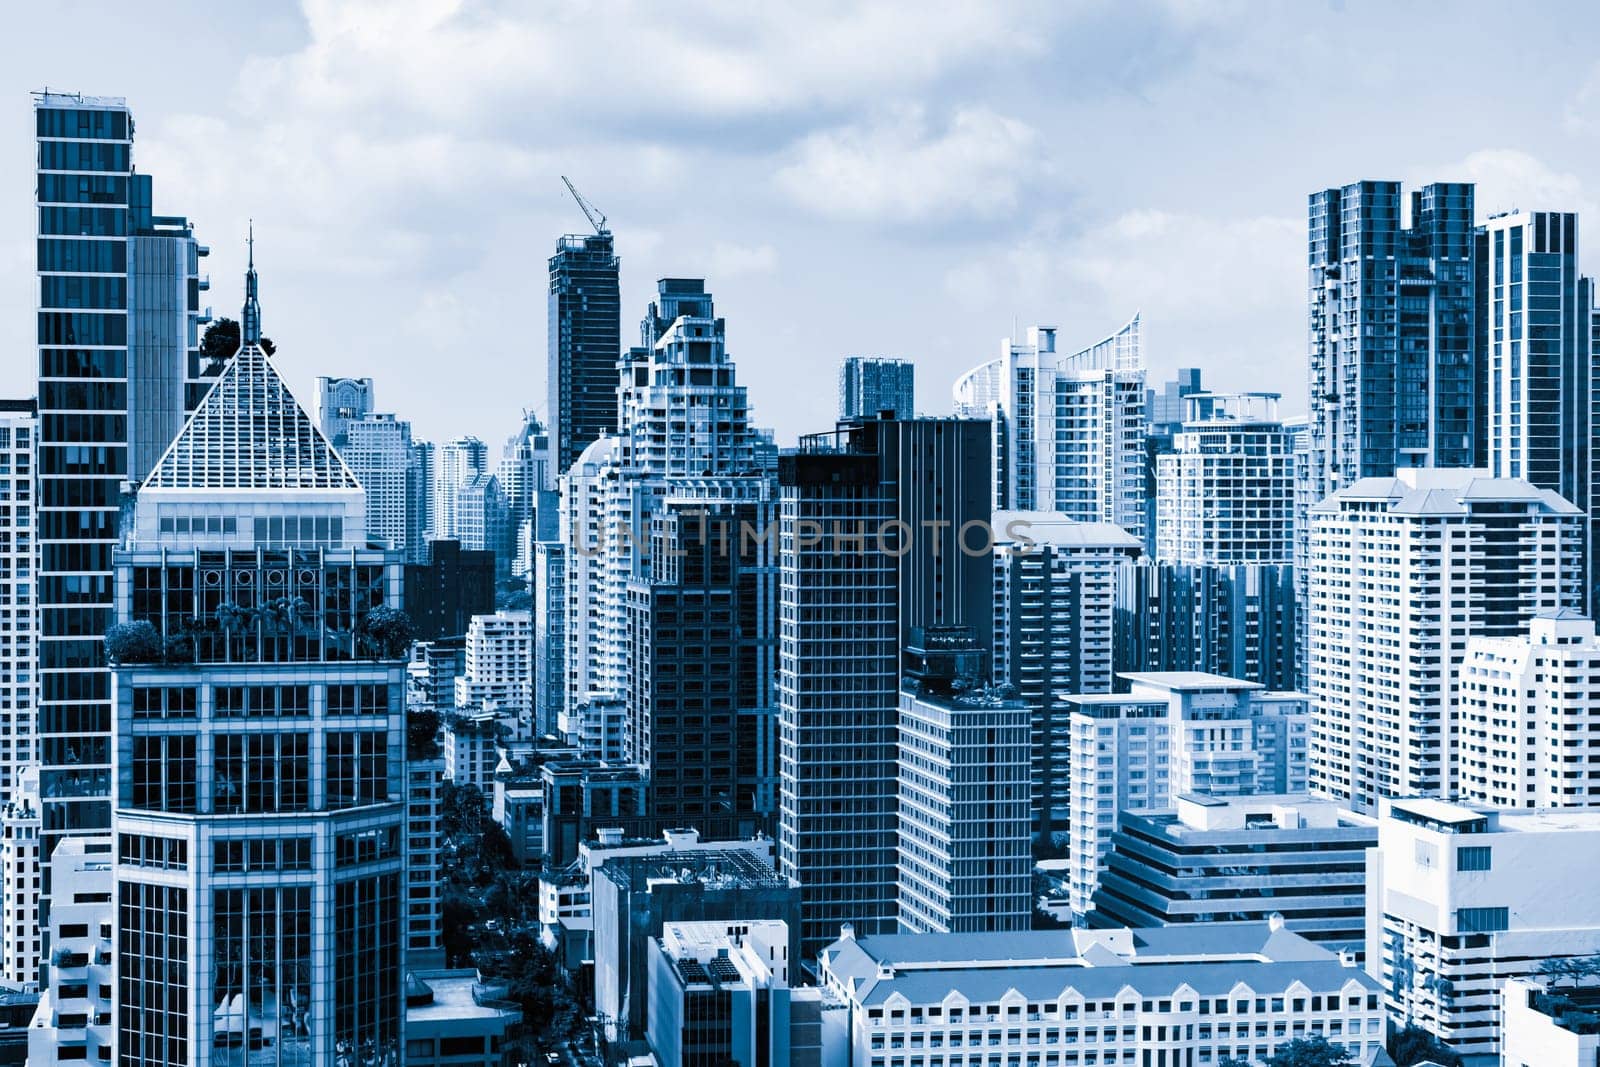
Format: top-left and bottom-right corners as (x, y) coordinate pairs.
(1425, 149), (1597, 222)
(709, 242), (779, 279)
(1565, 63), (1600, 134)
(774, 106), (1042, 226)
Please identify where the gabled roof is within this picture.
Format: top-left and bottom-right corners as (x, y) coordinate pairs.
(143, 342), (360, 492)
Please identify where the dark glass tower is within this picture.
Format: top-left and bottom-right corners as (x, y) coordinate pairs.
(548, 231), (620, 475)
(35, 93), (204, 879)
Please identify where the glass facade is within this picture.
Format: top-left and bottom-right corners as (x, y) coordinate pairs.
(547, 233), (620, 474)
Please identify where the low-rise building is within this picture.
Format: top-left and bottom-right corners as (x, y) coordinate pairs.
(1501, 976), (1600, 1067)
(404, 969), (521, 1067)
(1091, 793), (1376, 957)
(27, 837), (114, 1067)
(646, 919), (842, 1067)
(1367, 798), (1600, 1061)
(819, 919), (1386, 1067)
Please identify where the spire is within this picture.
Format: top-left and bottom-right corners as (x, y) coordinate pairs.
(242, 220), (262, 347)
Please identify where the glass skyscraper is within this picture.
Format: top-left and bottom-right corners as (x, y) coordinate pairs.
(548, 231), (620, 475)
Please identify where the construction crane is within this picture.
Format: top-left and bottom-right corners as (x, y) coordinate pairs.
(561, 175), (608, 235)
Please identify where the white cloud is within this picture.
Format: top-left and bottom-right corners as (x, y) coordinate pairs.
(1425, 149), (1597, 222)
(709, 242), (779, 279)
(774, 106), (1042, 225)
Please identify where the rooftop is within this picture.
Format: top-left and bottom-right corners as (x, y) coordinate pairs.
(404, 970), (519, 1024)
(1119, 671), (1264, 693)
(1313, 469), (1581, 516)
(598, 848), (789, 893)
(992, 511), (1143, 550)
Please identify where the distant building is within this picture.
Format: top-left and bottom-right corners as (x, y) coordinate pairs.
(549, 231), (621, 475)
(592, 847), (799, 1045)
(647, 919), (838, 1067)
(533, 541), (566, 736)
(540, 760), (651, 868)
(452, 472), (511, 569)
(1147, 367), (1202, 428)
(1308, 468), (1584, 812)
(444, 711), (501, 793)
(953, 316), (1146, 539)
(27, 837), (113, 1067)
(409, 440), (435, 557)
(896, 628), (1030, 933)
(314, 375), (374, 444)
(1156, 392), (1294, 566)
(340, 412), (417, 556)
(403, 969), (521, 1067)
(991, 513), (1141, 842)
(1091, 792), (1376, 957)
(1367, 798), (1600, 1060)
(1457, 610), (1600, 807)
(434, 435), (489, 543)
(1501, 976), (1600, 1067)
(838, 356), (915, 420)
(406, 755), (448, 970)
(1066, 672), (1310, 917)
(820, 920), (1386, 1067)
(453, 609), (533, 734)
(1114, 560), (1300, 692)
(404, 540), (497, 641)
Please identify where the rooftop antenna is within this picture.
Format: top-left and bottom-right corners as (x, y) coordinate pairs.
(561, 175), (609, 236)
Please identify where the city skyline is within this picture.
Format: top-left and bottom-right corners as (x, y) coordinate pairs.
(5, 3), (1600, 446)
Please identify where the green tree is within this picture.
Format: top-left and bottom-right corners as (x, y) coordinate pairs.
(200, 316), (276, 358)
(407, 707), (442, 760)
(1388, 1024), (1462, 1067)
(1219, 1058), (1254, 1067)
(1265, 1036), (1353, 1067)
(105, 621), (162, 665)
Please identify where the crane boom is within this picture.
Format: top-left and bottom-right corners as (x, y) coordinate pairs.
(561, 175), (608, 235)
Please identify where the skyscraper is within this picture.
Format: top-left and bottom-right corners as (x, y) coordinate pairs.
(340, 413), (415, 555)
(110, 264), (406, 1064)
(953, 316), (1146, 540)
(1155, 392), (1294, 566)
(1307, 468), (1583, 812)
(1306, 181), (1477, 496)
(409, 439), (434, 557)
(1478, 210), (1600, 611)
(549, 232), (621, 475)
(0, 402), (37, 807)
(314, 375), (374, 445)
(35, 92), (204, 873)
(838, 356), (915, 421)
(433, 435), (488, 542)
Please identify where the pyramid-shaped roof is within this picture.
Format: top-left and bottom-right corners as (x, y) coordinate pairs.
(143, 341), (360, 491)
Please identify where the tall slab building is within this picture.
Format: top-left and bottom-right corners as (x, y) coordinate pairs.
(34, 93), (206, 877)
(548, 231), (621, 475)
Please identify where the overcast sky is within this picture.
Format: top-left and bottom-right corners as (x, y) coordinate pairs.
(4, 1), (1600, 446)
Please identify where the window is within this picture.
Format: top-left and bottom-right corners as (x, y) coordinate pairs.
(1457, 846), (1491, 872)
(1456, 907), (1509, 933)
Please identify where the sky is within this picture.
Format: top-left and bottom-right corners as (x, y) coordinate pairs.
(4, 0), (1600, 447)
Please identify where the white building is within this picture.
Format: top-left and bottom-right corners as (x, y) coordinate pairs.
(896, 639), (1030, 934)
(820, 919), (1386, 1067)
(991, 512), (1141, 840)
(27, 836), (113, 1067)
(0, 769), (40, 990)
(434, 435), (489, 543)
(444, 710), (500, 793)
(1308, 469), (1583, 812)
(1501, 976), (1600, 1067)
(1156, 391), (1294, 566)
(1457, 609), (1600, 808)
(313, 375), (373, 445)
(953, 316), (1146, 540)
(407, 755), (447, 969)
(0, 403), (34, 810)
(338, 412), (416, 556)
(454, 609), (533, 734)
(1065, 672), (1310, 917)
(1366, 798), (1600, 1061)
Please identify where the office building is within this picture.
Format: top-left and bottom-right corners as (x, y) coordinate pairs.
(819, 921), (1387, 1067)
(838, 356), (915, 420)
(953, 316), (1146, 540)
(1307, 469), (1584, 812)
(1091, 792), (1376, 956)
(1501, 976), (1600, 1067)
(1457, 610), (1600, 808)
(991, 512), (1141, 844)
(339, 412), (416, 555)
(35, 92), (206, 876)
(647, 920), (837, 1067)
(1115, 560), (1300, 692)
(402, 969), (521, 1067)
(1155, 392), (1294, 566)
(496, 410), (553, 529)
(540, 759), (652, 868)
(1147, 367), (1203, 428)
(109, 265), (408, 1065)
(0, 402), (35, 808)
(0, 771), (41, 990)
(1367, 798), (1600, 1061)
(314, 375), (374, 445)
(777, 414), (991, 956)
(450, 472), (510, 567)
(592, 847), (798, 1044)
(1066, 672), (1310, 917)
(1479, 210), (1600, 614)
(402, 540), (496, 642)
(1306, 182), (1477, 499)
(26, 837), (113, 1067)
(896, 628), (1030, 934)
(549, 230), (621, 474)
(453, 609), (532, 732)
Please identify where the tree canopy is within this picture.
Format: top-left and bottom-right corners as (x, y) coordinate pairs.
(1388, 1025), (1462, 1067)
(1264, 1036), (1354, 1067)
(200, 316), (276, 359)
